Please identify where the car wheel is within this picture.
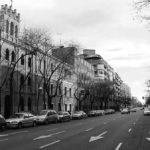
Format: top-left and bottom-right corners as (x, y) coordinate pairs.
(18, 122), (22, 129)
(45, 120), (49, 125)
(33, 121), (37, 127)
(55, 119), (58, 124)
(1, 125), (5, 131)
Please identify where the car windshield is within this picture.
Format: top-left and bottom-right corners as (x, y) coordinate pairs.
(39, 110), (48, 116)
(58, 112), (63, 115)
(11, 114), (24, 118)
(74, 111), (82, 114)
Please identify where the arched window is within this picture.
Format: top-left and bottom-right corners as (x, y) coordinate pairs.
(11, 51), (15, 62)
(5, 48), (9, 60)
(10, 22), (14, 36)
(21, 54), (24, 65)
(6, 20), (9, 34)
(15, 25), (18, 38)
(28, 57), (31, 67)
(28, 77), (31, 86)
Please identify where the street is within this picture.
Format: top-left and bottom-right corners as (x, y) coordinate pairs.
(0, 110), (149, 150)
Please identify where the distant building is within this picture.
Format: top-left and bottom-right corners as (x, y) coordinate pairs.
(81, 49), (114, 82)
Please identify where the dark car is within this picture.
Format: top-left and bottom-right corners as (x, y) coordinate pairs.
(36, 109), (59, 124)
(105, 109), (115, 115)
(58, 111), (71, 122)
(0, 114), (6, 131)
(72, 111), (87, 119)
(88, 110), (97, 117)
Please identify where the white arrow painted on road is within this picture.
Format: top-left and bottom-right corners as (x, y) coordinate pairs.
(146, 137), (150, 141)
(33, 131), (65, 141)
(89, 131), (107, 142)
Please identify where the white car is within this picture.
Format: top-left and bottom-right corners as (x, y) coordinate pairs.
(121, 108), (130, 114)
(6, 112), (37, 128)
(144, 108), (150, 115)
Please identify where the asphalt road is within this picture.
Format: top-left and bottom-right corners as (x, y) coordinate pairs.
(0, 110), (150, 150)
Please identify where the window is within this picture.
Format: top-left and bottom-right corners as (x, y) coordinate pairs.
(58, 103), (61, 111)
(69, 88), (71, 97)
(59, 86), (62, 95)
(21, 54), (24, 65)
(11, 51), (15, 62)
(5, 49), (9, 60)
(6, 20), (9, 34)
(15, 25), (18, 38)
(28, 57), (31, 67)
(10, 22), (14, 36)
(65, 104), (67, 111)
(94, 70), (98, 76)
(64, 87), (67, 96)
(28, 77), (31, 86)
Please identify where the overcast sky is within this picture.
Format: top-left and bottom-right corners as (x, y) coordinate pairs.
(2, 0), (150, 103)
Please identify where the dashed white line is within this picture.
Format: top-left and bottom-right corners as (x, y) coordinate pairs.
(47, 128), (57, 132)
(115, 143), (123, 150)
(39, 140), (61, 149)
(9, 130), (29, 135)
(85, 128), (93, 132)
(0, 134), (8, 137)
(133, 122), (136, 125)
(34, 131), (65, 141)
(0, 139), (8, 142)
(104, 122), (107, 124)
(128, 128), (132, 133)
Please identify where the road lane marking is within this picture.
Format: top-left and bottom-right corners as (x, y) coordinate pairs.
(0, 134), (8, 137)
(89, 131), (107, 142)
(9, 130), (29, 135)
(39, 140), (61, 149)
(115, 143), (123, 150)
(146, 137), (150, 141)
(133, 122), (136, 125)
(128, 128), (131, 132)
(34, 131), (65, 141)
(0, 139), (8, 142)
(85, 128), (93, 131)
(104, 122), (107, 124)
(47, 128), (57, 132)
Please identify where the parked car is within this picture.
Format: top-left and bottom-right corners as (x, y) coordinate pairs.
(6, 112), (37, 128)
(121, 108), (130, 114)
(0, 114), (6, 131)
(105, 109), (115, 115)
(144, 107), (150, 115)
(88, 110), (97, 117)
(96, 110), (105, 116)
(58, 111), (71, 122)
(36, 109), (59, 124)
(72, 111), (87, 119)
(130, 108), (137, 112)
